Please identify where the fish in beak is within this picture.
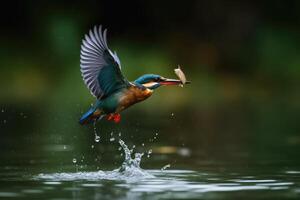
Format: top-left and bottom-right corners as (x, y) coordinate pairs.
(159, 65), (191, 86)
(174, 65), (187, 84)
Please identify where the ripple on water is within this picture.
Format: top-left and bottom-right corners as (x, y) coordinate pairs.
(256, 182), (294, 186)
(21, 189), (44, 194)
(43, 181), (62, 185)
(0, 192), (20, 197)
(31, 140), (299, 196)
(286, 171), (300, 174)
(37, 169), (153, 182)
(231, 179), (277, 183)
(81, 183), (102, 187)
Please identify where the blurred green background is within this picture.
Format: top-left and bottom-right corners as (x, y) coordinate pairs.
(0, 0), (299, 170)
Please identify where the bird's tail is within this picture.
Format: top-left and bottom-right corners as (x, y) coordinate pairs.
(79, 107), (102, 125)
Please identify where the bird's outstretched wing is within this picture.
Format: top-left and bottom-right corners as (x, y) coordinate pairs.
(80, 25), (128, 99)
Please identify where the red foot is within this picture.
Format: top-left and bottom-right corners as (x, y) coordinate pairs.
(113, 113), (121, 123)
(106, 113), (121, 123)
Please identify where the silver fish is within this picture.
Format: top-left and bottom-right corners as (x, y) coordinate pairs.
(174, 65), (187, 87)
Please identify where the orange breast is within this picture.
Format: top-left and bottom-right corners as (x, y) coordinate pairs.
(116, 86), (153, 112)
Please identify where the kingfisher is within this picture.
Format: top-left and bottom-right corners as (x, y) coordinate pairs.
(79, 25), (190, 125)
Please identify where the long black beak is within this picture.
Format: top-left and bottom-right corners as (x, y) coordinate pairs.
(159, 78), (191, 85)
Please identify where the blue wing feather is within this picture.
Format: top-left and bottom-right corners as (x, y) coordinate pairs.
(80, 25), (128, 99)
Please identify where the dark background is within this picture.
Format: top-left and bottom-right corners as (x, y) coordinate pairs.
(0, 0), (299, 170)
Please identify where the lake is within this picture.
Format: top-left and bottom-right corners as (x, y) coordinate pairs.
(0, 128), (300, 200)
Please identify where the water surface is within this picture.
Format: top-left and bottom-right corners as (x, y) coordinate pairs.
(0, 138), (300, 200)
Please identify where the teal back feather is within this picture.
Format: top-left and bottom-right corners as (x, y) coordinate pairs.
(98, 65), (126, 98)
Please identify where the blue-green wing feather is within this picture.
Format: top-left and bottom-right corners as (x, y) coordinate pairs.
(80, 25), (128, 99)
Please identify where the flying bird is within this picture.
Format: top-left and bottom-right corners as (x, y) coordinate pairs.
(79, 25), (190, 125)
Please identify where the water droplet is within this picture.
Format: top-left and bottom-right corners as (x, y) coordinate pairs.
(142, 143), (145, 146)
(109, 137), (115, 142)
(72, 158), (77, 164)
(3, 120), (7, 124)
(91, 145), (94, 149)
(118, 147), (122, 151)
(1, 109), (4, 113)
(95, 135), (100, 143)
(171, 113), (174, 117)
(147, 149), (152, 158)
(63, 145), (67, 150)
(161, 164), (171, 171)
(110, 132), (114, 136)
(118, 132), (122, 137)
(155, 132), (159, 136)
(132, 145), (136, 149)
(178, 148), (191, 157)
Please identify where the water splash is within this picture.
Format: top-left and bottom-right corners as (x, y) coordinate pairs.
(117, 139), (146, 176)
(36, 139), (153, 181)
(93, 122), (100, 142)
(161, 164), (171, 171)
